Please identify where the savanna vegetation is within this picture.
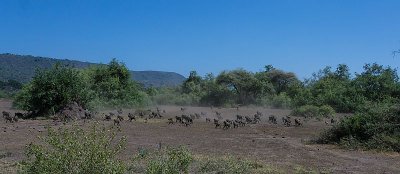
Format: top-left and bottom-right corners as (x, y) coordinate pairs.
(8, 59), (400, 173)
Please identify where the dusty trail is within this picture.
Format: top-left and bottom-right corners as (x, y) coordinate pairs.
(0, 103), (399, 173)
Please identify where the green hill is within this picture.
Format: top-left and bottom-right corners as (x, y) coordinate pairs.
(0, 53), (186, 87)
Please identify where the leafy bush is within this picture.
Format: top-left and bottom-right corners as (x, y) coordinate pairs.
(14, 64), (92, 116)
(257, 93), (292, 109)
(316, 103), (400, 152)
(318, 105), (335, 118)
(130, 146), (193, 174)
(197, 156), (261, 174)
(19, 122), (127, 174)
(291, 105), (335, 118)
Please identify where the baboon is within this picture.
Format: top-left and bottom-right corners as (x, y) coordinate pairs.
(223, 121), (231, 129)
(183, 120), (191, 127)
(254, 114), (261, 123)
(215, 111), (221, 116)
(117, 109), (123, 114)
(238, 120), (246, 127)
(117, 115), (124, 122)
(182, 115), (193, 124)
(180, 107), (186, 112)
(128, 113), (136, 122)
(84, 111), (93, 119)
(215, 122), (221, 128)
(139, 112), (145, 117)
(295, 118), (302, 127)
(163, 110), (166, 113)
(245, 116), (253, 123)
(113, 119), (120, 126)
(175, 116), (183, 123)
(268, 115), (277, 124)
(201, 112), (207, 116)
(167, 118), (174, 124)
(104, 115), (111, 121)
(233, 121), (239, 128)
(330, 118), (336, 124)
(206, 118), (211, 122)
(15, 112), (24, 119)
(282, 116), (291, 127)
(213, 119), (219, 124)
(109, 112), (115, 117)
(236, 115), (243, 120)
(195, 113), (201, 119)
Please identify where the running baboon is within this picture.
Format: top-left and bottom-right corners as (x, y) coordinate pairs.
(104, 115), (111, 121)
(233, 121), (239, 128)
(117, 115), (124, 121)
(14, 112), (24, 119)
(213, 119), (219, 124)
(182, 115), (193, 124)
(175, 116), (183, 123)
(215, 122), (221, 128)
(84, 111), (93, 119)
(167, 118), (174, 124)
(245, 116), (252, 123)
(282, 116), (291, 127)
(128, 113), (136, 122)
(223, 121), (231, 129)
(268, 115), (277, 124)
(294, 118), (302, 127)
(113, 119), (120, 126)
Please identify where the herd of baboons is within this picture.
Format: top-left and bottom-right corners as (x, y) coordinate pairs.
(2, 106), (338, 129)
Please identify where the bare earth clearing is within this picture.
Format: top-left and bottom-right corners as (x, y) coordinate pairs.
(0, 99), (399, 174)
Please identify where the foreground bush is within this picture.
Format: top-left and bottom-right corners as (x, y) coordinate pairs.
(317, 103), (400, 152)
(130, 146), (193, 174)
(129, 147), (285, 174)
(19, 122), (127, 174)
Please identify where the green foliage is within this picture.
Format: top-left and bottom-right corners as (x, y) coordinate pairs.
(130, 146), (193, 174)
(14, 64), (92, 116)
(291, 105), (334, 118)
(129, 148), (283, 174)
(217, 69), (265, 104)
(83, 59), (151, 108)
(197, 156), (261, 174)
(257, 93), (292, 109)
(13, 59), (151, 116)
(19, 122), (127, 174)
(317, 103), (400, 152)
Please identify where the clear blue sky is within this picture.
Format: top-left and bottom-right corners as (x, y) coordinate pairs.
(1, 0), (400, 79)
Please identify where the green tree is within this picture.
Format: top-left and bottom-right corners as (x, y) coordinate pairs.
(216, 69), (262, 104)
(14, 64), (92, 116)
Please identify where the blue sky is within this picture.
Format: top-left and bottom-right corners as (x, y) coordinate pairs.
(1, 0), (400, 79)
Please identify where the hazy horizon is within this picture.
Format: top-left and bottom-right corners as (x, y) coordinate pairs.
(1, 0), (400, 79)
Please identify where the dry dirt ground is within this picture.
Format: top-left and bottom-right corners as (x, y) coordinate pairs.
(0, 100), (399, 174)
